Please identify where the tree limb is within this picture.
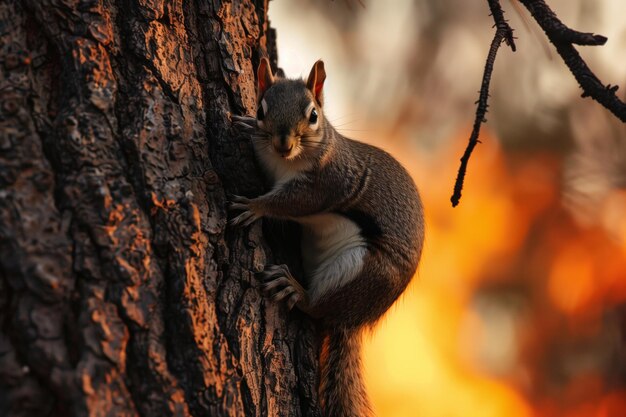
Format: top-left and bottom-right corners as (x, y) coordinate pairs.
(451, 0), (515, 207)
(452, 0), (626, 207)
(518, 0), (626, 121)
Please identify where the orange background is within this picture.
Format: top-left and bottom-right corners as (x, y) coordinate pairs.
(271, 1), (626, 416)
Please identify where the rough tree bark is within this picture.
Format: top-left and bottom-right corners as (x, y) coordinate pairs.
(0, 0), (320, 416)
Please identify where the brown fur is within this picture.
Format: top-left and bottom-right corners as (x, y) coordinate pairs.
(320, 329), (373, 417)
(230, 60), (425, 417)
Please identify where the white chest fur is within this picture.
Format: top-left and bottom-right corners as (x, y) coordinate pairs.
(254, 143), (310, 185)
(297, 213), (367, 301)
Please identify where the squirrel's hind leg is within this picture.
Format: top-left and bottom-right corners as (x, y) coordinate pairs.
(259, 264), (315, 313)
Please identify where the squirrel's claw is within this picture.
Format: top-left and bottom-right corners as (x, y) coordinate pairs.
(260, 264), (289, 279)
(259, 264), (306, 311)
(230, 194), (251, 204)
(231, 115), (258, 130)
(231, 115), (255, 122)
(234, 121), (255, 131)
(229, 210), (260, 227)
(272, 286), (296, 303)
(230, 209), (261, 227)
(228, 194), (251, 212)
(260, 275), (290, 292)
(228, 194), (262, 227)
(229, 202), (248, 211)
(286, 292), (301, 311)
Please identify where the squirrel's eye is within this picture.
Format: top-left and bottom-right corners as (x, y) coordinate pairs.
(257, 105), (265, 121)
(309, 109), (318, 124)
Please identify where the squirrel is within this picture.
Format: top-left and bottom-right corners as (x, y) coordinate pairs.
(230, 57), (425, 417)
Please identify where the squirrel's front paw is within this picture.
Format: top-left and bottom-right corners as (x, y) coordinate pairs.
(231, 115), (258, 131)
(229, 195), (263, 227)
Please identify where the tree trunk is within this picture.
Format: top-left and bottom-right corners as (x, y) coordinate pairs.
(0, 0), (320, 416)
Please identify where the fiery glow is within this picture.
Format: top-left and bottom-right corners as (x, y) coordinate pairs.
(269, 3), (626, 416)
(548, 242), (595, 315)
(359, 128), (626, 417)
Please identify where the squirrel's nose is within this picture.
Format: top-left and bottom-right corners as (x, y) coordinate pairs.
(275, 143), (294, 157)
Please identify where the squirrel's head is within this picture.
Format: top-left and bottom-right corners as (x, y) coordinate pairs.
(254, 58), (326, 160)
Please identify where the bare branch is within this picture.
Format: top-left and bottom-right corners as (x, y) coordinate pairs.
(518, 0), (626, 122)
(452, 0), (626, 207)
(451, 0), (515, 207)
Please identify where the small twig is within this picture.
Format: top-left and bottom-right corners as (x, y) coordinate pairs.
(451, 0), (515, 207)
(451, 0), (626, 207)
(518, 0), (626, 122)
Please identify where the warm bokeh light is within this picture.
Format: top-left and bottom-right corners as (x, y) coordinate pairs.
(358, 128), (626, 417)
(362, 131), (534, 417)
(270, 1), (626, 416)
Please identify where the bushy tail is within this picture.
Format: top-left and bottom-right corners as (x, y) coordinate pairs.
(319, 328), (373, 417)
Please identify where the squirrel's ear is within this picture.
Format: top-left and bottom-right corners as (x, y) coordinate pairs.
(306, 60), (326, 106)
(257, 57), (274, 100)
